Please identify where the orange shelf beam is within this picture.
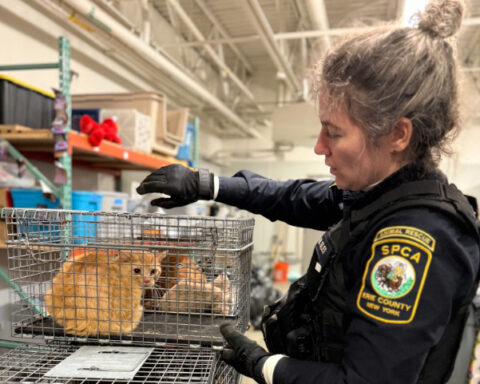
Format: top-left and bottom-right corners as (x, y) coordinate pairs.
(67, 131), (182, 170)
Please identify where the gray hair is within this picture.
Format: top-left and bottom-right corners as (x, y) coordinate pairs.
(313, 0), (464, 170)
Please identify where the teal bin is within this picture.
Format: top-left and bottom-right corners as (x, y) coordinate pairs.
(10, 189), (61, 209)
(71, 191), (103, 243)
(177, 123), (194, 161)
(10, 189), (61, 241)
(10, 189), (102, 243)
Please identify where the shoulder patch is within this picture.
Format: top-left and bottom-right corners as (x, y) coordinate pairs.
(356, 226), (435, 324)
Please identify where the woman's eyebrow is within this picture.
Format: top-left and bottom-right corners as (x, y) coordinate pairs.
(321, 120), (341, 131)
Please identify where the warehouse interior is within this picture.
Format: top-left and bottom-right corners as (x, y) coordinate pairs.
(0, 0), (480, 383)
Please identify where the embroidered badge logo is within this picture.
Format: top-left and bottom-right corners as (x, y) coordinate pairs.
(371, 256), (415, 299)
(357, 226), (435, 324)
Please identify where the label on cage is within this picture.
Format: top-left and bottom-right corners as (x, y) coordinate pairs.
(44, 345), (154, 379)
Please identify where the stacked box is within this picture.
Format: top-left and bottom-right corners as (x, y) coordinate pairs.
(100, 108), (151, 153)
(73, 92), (182, 156)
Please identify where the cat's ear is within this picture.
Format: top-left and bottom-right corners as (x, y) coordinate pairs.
(118, 251), (132, 263)
(156, 251), (167, 264)
(213, 273), (230, 288)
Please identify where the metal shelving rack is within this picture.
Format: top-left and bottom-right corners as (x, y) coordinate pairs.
(0, 36), (191, 208)
(0, 37), (72, 208)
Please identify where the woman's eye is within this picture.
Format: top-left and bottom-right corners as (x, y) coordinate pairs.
(325, 130), (340, 139)
(134, 268), (141, 274)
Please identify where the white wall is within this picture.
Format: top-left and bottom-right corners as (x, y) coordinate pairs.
(220, 148), (331, 275)
(0, 1), (155, 94)
(441, 124), (480, 204)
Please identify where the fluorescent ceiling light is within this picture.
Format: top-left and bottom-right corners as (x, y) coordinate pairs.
(402, 0), (428, 27)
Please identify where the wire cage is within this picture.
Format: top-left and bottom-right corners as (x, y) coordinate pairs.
(0, 343), (239, 384)
(0, 208), (253, 384)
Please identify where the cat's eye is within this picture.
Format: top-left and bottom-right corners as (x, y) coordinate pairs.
(134, 268), (141, 274)
(150, 269), (157, 275)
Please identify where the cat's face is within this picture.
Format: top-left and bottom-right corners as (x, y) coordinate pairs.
(121, 251), (165, 287)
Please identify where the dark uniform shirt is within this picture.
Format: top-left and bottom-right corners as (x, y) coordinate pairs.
(217, 164), (479, 384)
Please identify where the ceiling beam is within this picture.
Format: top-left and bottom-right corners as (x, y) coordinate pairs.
(193, 0), (253, 75)
(162, 16), (480, 49)
(165, 0), (257, 103)
(305, 0), (331, 50)
(57, 0), (261, 138)
(242, 0), (302, 95)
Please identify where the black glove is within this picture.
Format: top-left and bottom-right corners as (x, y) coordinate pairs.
(220, 323), (271, 384)
(136, 164), (214, 208)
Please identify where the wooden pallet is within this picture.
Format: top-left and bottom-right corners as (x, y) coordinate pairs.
(0, 125), (52, 139)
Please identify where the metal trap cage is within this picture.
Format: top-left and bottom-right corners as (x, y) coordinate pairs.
(0, 343), (238, 384)
(0, 208), (254, 384)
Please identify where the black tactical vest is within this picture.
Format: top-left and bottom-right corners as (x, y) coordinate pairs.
(262, 180), (479, 383)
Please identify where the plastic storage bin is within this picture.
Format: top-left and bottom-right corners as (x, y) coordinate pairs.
(0, 75), (55, 129)
(10, 189), (61, 209)
(10, 189), (102, 243)
(166, 108), (188, 146)
(72, 92), (180, 156)
(71, 191), (102, 243)
(177, 122), (194, 161)
(99, 108), (151, 153)
(100, 191), (128, 212)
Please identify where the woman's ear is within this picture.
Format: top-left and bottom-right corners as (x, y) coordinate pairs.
(390, 117), (413, 153)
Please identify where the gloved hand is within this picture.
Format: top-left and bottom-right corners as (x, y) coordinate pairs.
(220, 323), (271, 384)
(136, 164), (214, 208)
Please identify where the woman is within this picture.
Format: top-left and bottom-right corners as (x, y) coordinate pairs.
(137, 0), (479, 382)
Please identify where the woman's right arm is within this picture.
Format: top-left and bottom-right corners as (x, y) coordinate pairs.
(216, 170), (342, 230)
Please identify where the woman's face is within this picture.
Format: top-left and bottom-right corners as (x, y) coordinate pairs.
(314, 104), (400, 191)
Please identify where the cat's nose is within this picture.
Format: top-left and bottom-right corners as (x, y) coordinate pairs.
(144, 278), (151, 285)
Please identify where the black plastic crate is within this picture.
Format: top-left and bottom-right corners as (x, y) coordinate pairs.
(0, 75), (55, 129)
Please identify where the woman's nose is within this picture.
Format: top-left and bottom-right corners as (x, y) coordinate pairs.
(314, 130), (330, 156)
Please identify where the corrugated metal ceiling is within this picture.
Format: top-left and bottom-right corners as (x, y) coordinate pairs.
(113, 0), (480, 136)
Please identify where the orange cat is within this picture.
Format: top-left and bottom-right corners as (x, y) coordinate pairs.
(44, 250), (165, 337)
(144, 253), (233, 315)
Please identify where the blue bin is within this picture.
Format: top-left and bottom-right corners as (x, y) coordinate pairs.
(72, 191), (103, 243)
(10, 189), (61, 209)
(10, 189), (61, 240)
(177, 123), (194, 161)
(10, 189), (102, 243)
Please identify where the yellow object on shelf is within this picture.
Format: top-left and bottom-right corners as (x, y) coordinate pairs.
(0, 74), (55, 98)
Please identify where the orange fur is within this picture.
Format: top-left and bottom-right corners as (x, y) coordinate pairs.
(144, 253), (232, 315)
(158, 253), (207, 291)
(44, 250), (165, 337)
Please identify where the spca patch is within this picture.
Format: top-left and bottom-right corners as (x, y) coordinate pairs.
(356, 226), (435, 324)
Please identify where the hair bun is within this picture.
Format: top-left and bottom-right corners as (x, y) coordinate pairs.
(418, 0), (464, 38)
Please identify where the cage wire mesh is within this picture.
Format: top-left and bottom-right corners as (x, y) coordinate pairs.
(0, 208), (253, 384)
(0, 343), (239, 384)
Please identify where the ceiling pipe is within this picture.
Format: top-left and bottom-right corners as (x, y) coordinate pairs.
(60, 0), (261, 139)
(193, 0), (253, 75)
(305, 0), (331, 50)
(242, 0), (302, 95)
(140, 0), (151, 43)
(164, 17), (480, 48)
(165, 0), (257, 103)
